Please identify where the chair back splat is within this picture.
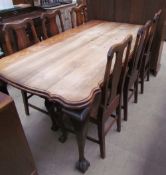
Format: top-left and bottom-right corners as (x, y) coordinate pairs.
(100, 35), (132, 123)
(2, 18), (39, 56)
(70, 4), (88, 28)
(148, 9), (162, 54)
(41, 10), (64, 39)
(129, 26), (148, 77)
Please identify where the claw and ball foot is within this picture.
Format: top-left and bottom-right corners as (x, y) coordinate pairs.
(76, 159), (90, 173)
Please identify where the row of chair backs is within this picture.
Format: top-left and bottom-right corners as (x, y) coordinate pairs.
(96, 9), (162, 154)
(100, 35), (132, 119)
(123, 9), (162, 122)
(1, 4), (88, 56)
(127, 9), (162, 83)
(1, 9), (64, 55)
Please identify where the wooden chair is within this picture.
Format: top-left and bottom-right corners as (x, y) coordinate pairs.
(140, 9), (162, 94)
(62, 35), (132, 159)
(2, 18), (39, 56)
(41, 10), (64, 39)
(1, 18), (40, 116)
(123, 24), (150, 121)
(70, 4), (88, 28)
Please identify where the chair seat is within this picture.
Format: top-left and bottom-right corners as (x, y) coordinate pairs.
(62, 105), (90, 122)
(62, 93), (101, 122)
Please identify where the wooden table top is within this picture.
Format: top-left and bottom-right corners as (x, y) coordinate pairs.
(0, 20), (141, 109)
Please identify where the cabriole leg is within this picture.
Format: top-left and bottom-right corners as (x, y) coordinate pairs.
(71, 117), (90, 173)
(45, 100), (59, 131)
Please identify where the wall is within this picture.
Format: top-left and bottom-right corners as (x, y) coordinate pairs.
(0, 0), (14, 9)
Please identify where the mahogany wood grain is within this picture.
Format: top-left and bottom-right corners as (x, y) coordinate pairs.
(0, 20), (140, 109)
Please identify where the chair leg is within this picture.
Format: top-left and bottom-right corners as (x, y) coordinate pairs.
(140, 75), (144, 94)
(147, 64), (150, 81)
(116, 104), (121, 132)
(21, 90), (30, 116)
(123, 89), (128, 121)
(134, 78), (138, 103)
(97, 121), (106, 159)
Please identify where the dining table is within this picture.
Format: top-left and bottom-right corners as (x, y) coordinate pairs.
(0, 20), (141, 172)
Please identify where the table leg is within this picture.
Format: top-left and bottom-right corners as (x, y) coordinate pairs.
(71, 117), (90, 173)
(0, 81), (9, 95)
(55, 105), (68, 143)
(45, 100), (59, 131)
(45, 100), (68, 142)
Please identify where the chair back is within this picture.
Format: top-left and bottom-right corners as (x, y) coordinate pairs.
(70, 4), (88, 28)
(41, 10), (64, 39)
(142, 10), (162, 68)
(153, 9), (162, 33)
(101, 35), (132, 111)
(128, 25), (148, 76)
(146, 10), (162, 53)
(2, 18), (39, 56)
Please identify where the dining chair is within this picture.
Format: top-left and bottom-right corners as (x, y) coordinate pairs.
(41, 10), (64, 39)
(139, 9), (162, 94)
(70, 4), (88, 28)
(62, 35), (132, 159)
(2, 18), (39, 56)
(1, 18), (40, 116)
(123, 24), (150, 121)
